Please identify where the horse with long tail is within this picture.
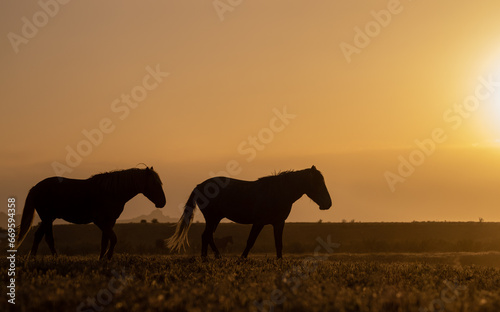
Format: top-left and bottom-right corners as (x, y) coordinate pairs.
(16, 167), (166, 260)
(167, 165), (332, 259)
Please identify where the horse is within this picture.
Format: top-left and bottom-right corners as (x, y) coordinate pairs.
(16, 167), (166, 260)
(167, 165), (332, 259)
(214, 236), (234, 253)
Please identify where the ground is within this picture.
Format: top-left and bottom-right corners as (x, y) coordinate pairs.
(2, 253), (500, 312)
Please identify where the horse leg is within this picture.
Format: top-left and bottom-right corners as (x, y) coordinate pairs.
(201, 224), (210, 258)
(272, 221), (285, 259)
(95, 221), (117, 260)
(100, 231), (109, 260)
(105, 229), (117, 260)
(44, 221), (58, 257)
(208, 220), (221, 258)
(30, 222), (46, 257)
(202, 221), (220, 258)
(241, 224), (264, 258)
(98, 228), (110, 260)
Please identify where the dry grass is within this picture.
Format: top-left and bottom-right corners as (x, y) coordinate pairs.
(2, 253), (500, 312)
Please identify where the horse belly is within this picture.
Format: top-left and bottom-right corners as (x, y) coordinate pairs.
(50, 189), (95, 223)
(224, 214), (254, 225)
(62, 215), (93, 224)
(53, 202), (94, 224)
(220, 198), (276, 224)
(31, 181), (90, 221)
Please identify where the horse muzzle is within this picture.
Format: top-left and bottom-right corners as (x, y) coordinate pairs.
(319, 200), (332, 210)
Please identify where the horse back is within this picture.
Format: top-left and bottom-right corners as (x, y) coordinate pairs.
(196, 177), (293, 224)
(30, 177), (110, 223)
(30, 177), (88, 199)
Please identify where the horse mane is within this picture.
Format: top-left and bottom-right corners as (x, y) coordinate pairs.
(257, 167), (324, 182)
(257, 169), (298, 181)
(89, 168), (150, 193)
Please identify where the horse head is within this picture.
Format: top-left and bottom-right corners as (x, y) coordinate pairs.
(305, 165), (332, 210)
(142, 167), (166, 208)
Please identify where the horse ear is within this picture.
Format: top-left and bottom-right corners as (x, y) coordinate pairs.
(311, 165), (317, 170)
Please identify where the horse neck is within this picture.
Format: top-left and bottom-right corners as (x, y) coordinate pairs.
(109, 172), (145, 205)
(119, 185), (142, 204)
(123, 173), (145, 203)
(279, 171), (308, 204)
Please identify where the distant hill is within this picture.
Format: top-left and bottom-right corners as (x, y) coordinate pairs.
(117, 209), (178, 223)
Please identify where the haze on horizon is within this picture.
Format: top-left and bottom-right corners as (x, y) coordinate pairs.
(2, 0), (500, 223)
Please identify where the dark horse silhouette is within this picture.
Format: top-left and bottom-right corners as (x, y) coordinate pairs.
(16, 167), (166, 260)
(167, 166), (332, 258)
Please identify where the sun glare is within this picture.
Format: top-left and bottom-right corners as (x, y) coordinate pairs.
(470, 57), (500, 145)
(485, 74), (500, 141)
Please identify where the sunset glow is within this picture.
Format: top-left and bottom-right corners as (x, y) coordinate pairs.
(2, 0), (500, 222)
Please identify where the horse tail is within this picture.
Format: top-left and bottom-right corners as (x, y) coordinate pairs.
(166, 188), (197, 252)
(16, 190), (36, 249)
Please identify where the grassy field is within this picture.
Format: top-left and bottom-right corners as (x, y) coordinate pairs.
(2, 253), (500, 312)
(3, 222), (500, 311)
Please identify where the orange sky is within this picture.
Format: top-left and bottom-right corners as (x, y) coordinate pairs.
(2, 0), (500, 222)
